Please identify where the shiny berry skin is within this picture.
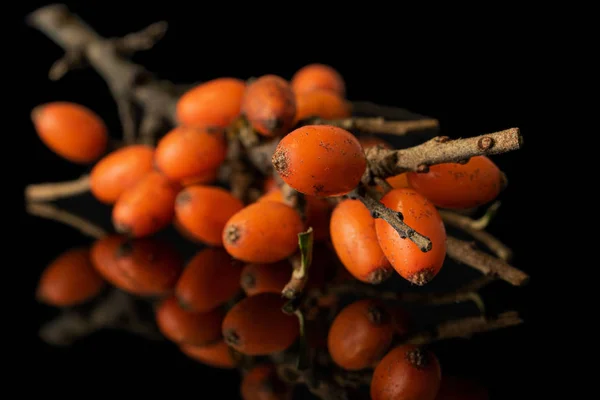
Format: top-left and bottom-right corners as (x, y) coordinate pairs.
(90, 145), (155, 204)
(290, 63), (346, 97)
(272, 125), (366, 197)
(407, 156), (503, 209)
(176, 77), (246, 128)
(241, 75), (296, 137)
(31, 101), (108, 163)
(330, 199), (393, 284)
(375, 188), (447, 285)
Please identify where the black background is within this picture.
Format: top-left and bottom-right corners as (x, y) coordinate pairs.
(15, 2), (544, 398)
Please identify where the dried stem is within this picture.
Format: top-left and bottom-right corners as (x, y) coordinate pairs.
(404, 311), (523, 345)
(25, 174), (90, 202)
(308, 117), (439, 136)
(441, 203), (513, 261)
(353, 189), (432, 253)
(365, 128), (523, 180)
(26, 202), (107, 239)
(26, 4), (179, 144)
(39, 289), (161, 346)
(447, 236), (529, 286)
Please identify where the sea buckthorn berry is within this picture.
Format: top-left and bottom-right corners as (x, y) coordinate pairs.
(175, 248), (242, 312)
(294, 89), (351, 123)
(223, 201), (304, 263)
(240, 261), (292, 296)
(90, 235), (139, 293)
(176, 77), (246, 128)
(222, 293), (299, 355)
(241, 75), (296, 137)
(113, 237), (183, 296)
(31, 102), (108, 163)
(90, 144), (154, 204)
(375, 188), (447, 285)
(291, 63), (346, 97)
(155, 296), (224, 346)
(330, 199), (393, 284)
(327, 299), (394, 370)
(112, 171), (179, 237)
(435, 376), (489, 400)
(272, 125), (366, 197)
(174, 185), (244, 246)
(407, 155), (503, 209)
(240, 364), (289, 400)
(358, 136), (393, 150)
(180, 340), (236, 369)
(371, 344), (442, 400)
(154, 126), (227, 183)
(36, 247), (105, 307)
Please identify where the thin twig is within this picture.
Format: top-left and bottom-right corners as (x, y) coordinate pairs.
(25, 174), (91, 202)
(353, 189), (432, 252)
(365, 128), (523, 179)
(446, 236), (529, 286)
(26, 202), (107, 239)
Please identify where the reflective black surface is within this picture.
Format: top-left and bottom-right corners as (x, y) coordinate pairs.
(18, 2), (540, 398)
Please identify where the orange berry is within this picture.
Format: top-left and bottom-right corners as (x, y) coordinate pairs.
(240, 364), (289, 400)
(175, 248), (242, 312)
(90, 235), (183, 296)
(90, 144), (155, 204)
(112, 171), (179, 237)
(31, 102), (108, 163)
(294, 89), (351, 123)
(240, 261), (292, 296)
(330, 199), (393, 284)
(222, 293), (299, 355)
(223, 201), (304, 263)
(155, 296), (224, 346)
(358, 136), (393, 150)
(241, 75), (296, 137)
(435, 376), (489, 400)
(273, 125), (366, 197)
(375, 188), (447, 285)
(176, 77), (246, 128)
(36, 247), (105, 307)
(174, 185), (244, 246)
(327, 299), (394, 370)
(371, 344), (442, 400)
(179, 340), (236, 369)
(154, 126), (227, 183)
(291, 63), (346, 97)
(407, 155), (504, 209)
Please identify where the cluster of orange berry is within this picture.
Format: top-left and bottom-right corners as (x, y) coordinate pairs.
(33, 63), (502, 400)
